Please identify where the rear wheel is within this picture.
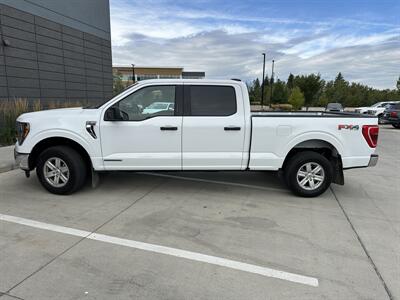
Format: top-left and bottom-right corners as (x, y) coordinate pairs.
(36, 146), (87, 195)
(392, 123), (400, 129)
(284, 151), (333, 197)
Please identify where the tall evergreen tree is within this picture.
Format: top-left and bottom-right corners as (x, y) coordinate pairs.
(287, 73), (295, 90)
(271, 79), (288, 104)
(294, 74), (324, 107)
(248, 78), (261, 103)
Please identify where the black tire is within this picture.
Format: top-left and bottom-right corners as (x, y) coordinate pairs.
(36, 146), (87, 195)
(392, 123), (400, 129)
(284, 151), (333, 197)
(378, 114), (384, 124)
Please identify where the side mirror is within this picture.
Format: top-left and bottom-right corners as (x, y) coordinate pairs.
(105, 106), (123, 121)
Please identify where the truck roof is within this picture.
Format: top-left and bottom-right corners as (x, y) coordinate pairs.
(134, 79), (244, 85)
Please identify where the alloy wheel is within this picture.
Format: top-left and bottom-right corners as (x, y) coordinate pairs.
(296, 162), (325, 191)
(43, 157), (70, 188)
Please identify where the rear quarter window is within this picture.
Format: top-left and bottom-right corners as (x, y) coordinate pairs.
(189, 85), (237, 116)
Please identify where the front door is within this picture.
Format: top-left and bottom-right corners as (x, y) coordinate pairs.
(182, 84), (246, 170)
(100, 84), (183, 170)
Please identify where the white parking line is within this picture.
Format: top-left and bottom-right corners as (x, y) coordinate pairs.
(138, 172), (286, 193)
(0, 213), (318, 287)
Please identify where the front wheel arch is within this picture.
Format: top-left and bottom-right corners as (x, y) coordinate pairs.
(29, 137), (92, 174)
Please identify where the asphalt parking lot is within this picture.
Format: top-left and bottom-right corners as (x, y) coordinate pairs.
(0, 126), (399, 300)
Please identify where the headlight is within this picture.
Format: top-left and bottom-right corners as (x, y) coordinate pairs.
(16, 122), (30, 145)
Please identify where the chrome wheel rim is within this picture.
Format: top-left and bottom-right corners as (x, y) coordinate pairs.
(43, 157), (70, 188)
(296, 162), (325, 191)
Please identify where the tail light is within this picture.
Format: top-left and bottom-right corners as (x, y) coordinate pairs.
(390, 111), (398, 118)
(362, 125), (379, 148)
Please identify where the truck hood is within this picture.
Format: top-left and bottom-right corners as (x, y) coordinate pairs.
(17, 107), (99, 123)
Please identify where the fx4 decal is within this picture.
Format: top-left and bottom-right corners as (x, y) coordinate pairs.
(338, 124), (359, 130)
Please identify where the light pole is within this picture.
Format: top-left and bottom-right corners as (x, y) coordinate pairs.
(131, 64), (135, 84)
(261, 53), (266, 110)
(269, 59), (275, 108)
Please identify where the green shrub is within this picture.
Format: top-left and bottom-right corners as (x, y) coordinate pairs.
(270, 103), (293, 111)
(288, 87), (305, 110)
(0, 98), (84, 146)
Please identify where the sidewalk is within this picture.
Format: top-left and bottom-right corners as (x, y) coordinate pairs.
(0, 145), (16, 173)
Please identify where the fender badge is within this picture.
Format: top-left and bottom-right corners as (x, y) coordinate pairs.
(338, 125), (359, 130)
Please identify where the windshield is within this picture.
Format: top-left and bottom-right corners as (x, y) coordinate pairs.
(371, 103), (382, 108)
(327, 103), (342, 109)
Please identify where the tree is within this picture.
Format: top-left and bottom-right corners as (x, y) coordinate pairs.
(332, 72), (348, 103)
(294, 74), (324, 107)
(288, 87), (305, 110)
(248, 78), (261, 103)
(271, 79), (288, 103)
(262, 75), (270, 103)
(113, 72), (126, 96)
(397, 76), (400, 92)
(287, 73), (294, 90)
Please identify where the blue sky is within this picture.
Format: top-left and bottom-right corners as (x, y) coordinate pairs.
(109, 0), (400, 89)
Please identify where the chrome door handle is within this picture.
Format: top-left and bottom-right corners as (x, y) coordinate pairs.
(224, 126), (241, 131)
(160, 126), (178, 131)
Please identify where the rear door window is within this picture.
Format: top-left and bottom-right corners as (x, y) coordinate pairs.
(187, 85), (237, 116)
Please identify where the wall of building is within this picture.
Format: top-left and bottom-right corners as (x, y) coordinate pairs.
(0, 2), (112, 106)
(0, 0), (110, 40)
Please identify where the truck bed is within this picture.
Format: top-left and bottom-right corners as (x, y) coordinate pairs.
(251, 111), (377, 118)
(248, 111), (377, 171)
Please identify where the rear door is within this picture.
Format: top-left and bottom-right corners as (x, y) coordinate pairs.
(182, 84), (246, 170)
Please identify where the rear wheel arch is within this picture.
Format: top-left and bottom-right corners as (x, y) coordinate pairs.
(284, 150), (334, 197)
(282, 139), (344, 185)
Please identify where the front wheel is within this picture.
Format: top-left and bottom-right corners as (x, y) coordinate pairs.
(284, 151), (333, 197)
(392, 123), (400, 129)
(36, 146), (87, 195)
(378, 114), (384, 124)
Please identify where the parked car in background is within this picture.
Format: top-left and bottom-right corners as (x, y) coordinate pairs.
(367, 101), (400, 124)
(326, 103), (344, 112)
(382, 103), (400, 128)
(142, 102), (174, 114)
(355, 102), (392, 114)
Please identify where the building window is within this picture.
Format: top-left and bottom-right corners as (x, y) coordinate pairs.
(159, 75), (180, 79)
(137, 74), (158, 81)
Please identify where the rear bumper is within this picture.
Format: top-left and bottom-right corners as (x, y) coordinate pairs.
(368, 154), (379, 167)
(343, 154), (378, 170)
(14, 148), (30, 171)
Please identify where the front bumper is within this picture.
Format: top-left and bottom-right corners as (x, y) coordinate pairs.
(14, 148), (30, 171)
(383, 117), (400, 124)
(368, 154), (379, 167)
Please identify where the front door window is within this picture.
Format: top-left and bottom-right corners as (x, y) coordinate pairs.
(117, 85), (176, 121)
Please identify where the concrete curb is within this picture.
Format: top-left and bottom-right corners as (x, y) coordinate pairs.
(0, 145), (16, 174)
(0, 163), (16, 174)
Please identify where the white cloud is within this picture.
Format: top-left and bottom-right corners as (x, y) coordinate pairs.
(110, 0), (400, 89)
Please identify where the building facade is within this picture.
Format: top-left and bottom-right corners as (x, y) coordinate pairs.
(0, 0), (112, 107)
(113, 66), (205, 85)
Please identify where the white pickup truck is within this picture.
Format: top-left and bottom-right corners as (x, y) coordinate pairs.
(15, 79), (379, 197)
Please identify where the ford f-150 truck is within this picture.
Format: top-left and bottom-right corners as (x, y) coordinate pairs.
(14, 79), (379, 197)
